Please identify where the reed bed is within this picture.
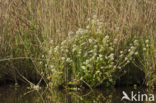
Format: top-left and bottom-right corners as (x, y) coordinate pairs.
(0, 0), (155, 89)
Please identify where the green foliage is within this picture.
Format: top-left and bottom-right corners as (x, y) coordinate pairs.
(0, 0), (155, 89)
(44, 16), (151, 88)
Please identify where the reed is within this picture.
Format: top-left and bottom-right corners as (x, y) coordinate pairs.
(0, 0), (155, 88)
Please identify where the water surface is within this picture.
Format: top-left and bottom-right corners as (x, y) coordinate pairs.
(0, 86), (155, 103)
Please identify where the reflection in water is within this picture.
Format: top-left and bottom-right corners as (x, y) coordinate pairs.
(0, 86), (155, 103)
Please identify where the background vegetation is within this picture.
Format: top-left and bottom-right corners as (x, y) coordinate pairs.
(0, 0), (156, 89)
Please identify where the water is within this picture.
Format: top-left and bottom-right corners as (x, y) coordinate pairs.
(0, 86), (155, 103)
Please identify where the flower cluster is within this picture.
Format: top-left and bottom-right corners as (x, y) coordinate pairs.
(44, 16), (154, 88)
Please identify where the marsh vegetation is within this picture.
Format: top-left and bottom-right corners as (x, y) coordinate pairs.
(0, 0), (156, 91)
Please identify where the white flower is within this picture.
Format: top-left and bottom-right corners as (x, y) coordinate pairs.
(66, 58), (71, 62)
(102, 35), (109, 44)
(82, 66), (86, 70)
(54, 46), (59, 52)
(105, 56), (108, 59)
(72, 48), (77, 52)
(105, 35), (109, 40)
(120, 51), (123, 54)
(129, 51), (135, 56)
(50, 65), (54, 69)
(45, 64), (48, 67)
(61, 40), (66, 45)
(118, 66), (121, 69)
(42, 55), (44, 58)
(146, 44), (149, 48)
(108, 53), (114, 61)
(94, 45), (98, 48)
(143, 48), (146, 51)
(134, 40), (138, 45)
(125, 57), (128, 61)
(96, 70), (100, 74)
(61, 57), (65, 61)
(135, 52), (138, 55)
(119, 54), (123, 58)
(99, 54), (103, 58)
(89, 39), (93, 43)
(89, 50), (93, 53)
(65, 49), (69, 53)
(78, 51), (81, 55)
(97, 57), (100, 60)
(131, 46), (135, 50)
(109, 53), (114, 57)
(113, 66), (117, 69)
(100, 58), (103, 61)
(145, 40), (149, 44)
